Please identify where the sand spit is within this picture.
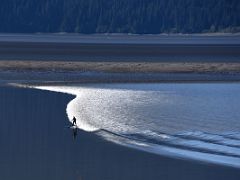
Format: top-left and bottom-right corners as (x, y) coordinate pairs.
(1, 61), (240, 73)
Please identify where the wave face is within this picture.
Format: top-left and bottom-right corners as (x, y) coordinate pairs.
(34, 83), (240, 168)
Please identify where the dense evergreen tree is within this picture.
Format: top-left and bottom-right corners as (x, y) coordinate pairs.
(0, 0), (239, 33)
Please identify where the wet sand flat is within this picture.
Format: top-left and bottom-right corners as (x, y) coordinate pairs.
(1, 61), (240, 83)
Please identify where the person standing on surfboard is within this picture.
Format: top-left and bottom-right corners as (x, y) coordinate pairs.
(72, 116), (77, 126)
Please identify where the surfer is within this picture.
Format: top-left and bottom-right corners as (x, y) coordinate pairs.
(72, 116), (77, 126)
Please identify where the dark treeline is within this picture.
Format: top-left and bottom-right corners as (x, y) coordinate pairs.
(0, 0), (239, 34)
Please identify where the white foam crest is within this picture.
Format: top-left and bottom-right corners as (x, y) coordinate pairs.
(32, 85), (170, 133)
(34, 85), (78, 95)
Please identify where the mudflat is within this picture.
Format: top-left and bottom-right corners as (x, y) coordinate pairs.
(1, 61), (240, 73)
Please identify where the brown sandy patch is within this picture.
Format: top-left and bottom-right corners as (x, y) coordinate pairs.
(1, 61), (240, 73)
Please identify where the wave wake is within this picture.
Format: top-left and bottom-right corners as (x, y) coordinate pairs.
(31, 83), (240, 168)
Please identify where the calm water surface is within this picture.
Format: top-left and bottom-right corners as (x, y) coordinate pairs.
(0, 34), (240, 62)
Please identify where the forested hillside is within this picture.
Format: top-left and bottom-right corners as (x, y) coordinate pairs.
(0, 0), (239, 34)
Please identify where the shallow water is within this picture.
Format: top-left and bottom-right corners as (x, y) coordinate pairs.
(34, 83), (240, 168)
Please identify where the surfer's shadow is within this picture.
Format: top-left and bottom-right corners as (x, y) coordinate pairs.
(72, 128), (78, 139)
(66, 125), (79, 140)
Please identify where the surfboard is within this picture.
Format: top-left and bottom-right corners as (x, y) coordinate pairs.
(70, 125), (78, 129)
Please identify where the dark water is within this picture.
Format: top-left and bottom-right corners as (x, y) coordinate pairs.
(0, 34), (240, 62)
(1, 85), (240, 180)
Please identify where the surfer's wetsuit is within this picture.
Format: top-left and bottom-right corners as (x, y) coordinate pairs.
(72, 116), (77, 126)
